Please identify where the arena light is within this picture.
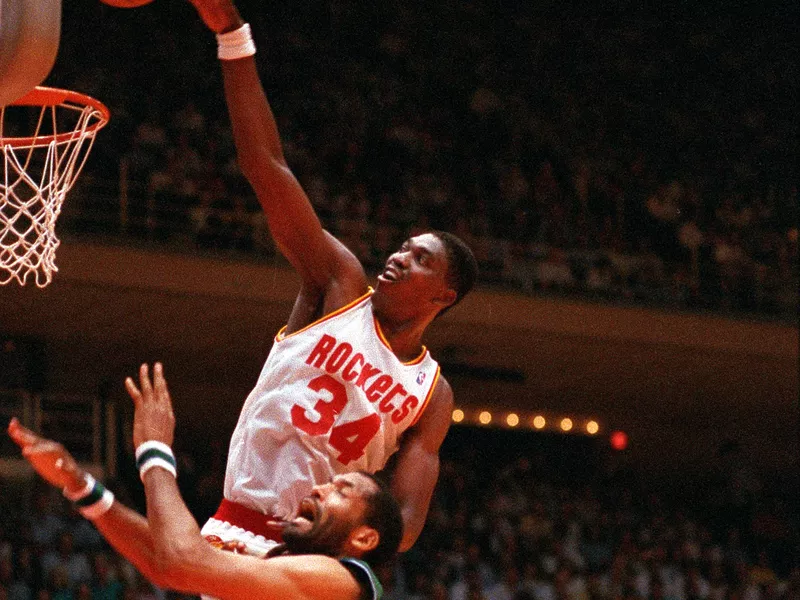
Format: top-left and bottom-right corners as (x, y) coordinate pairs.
(532, 415), (546, 429)
(478, 411), (492, 425)
(586, 420), (599, 435)
(560, 418), (573, 432)
(506, 413), (519, 427)
(610, 430), (628, 451)
(452, 409), (465, 423)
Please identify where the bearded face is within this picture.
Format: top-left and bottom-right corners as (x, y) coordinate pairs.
(281, 474), (376, 556)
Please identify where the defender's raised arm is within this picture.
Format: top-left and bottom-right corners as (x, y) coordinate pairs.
(8, 363), (395, 600)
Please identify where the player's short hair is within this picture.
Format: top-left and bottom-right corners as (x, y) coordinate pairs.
(358, 472), (403, 569)
(430, 230), (478, 316)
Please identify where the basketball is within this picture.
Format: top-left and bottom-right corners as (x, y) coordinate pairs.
(99, 0), (154, 8)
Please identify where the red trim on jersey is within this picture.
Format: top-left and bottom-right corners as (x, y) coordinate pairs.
(275, 288), (373, 342)
(372, 317), (428, 365)
(211, 499), (284, 543)
(410, 365), (441, 427)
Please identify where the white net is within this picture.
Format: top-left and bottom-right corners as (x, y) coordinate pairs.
(1, 88), (109, 287)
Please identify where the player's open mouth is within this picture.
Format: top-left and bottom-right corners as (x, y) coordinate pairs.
(378, 265), (401, 282)
(294, 498), (318, 528)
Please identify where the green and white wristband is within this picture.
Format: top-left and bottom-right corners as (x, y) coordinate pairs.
(63, 473), (115, 520)
(135, 440), (177, 481)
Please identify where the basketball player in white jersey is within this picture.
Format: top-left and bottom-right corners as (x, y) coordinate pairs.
(186, 0), (478, 555)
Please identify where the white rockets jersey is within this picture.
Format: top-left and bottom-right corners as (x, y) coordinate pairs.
(223, 289), (441, 520)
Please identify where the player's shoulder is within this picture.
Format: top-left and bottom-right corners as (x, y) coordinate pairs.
(412, 374), (453, 432)
(266, 554), (367, 600)
(324, 230), (369, 287)
(431, 374), (453, 406)
(339, 558), (383, 600)
(294, 230), (368, 302)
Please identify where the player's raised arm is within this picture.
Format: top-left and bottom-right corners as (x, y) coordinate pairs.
(186, 0), (365, 294)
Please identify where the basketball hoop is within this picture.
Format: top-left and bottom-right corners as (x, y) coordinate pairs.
(0, 86), (109, 287)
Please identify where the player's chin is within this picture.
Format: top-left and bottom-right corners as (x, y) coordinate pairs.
(375, 276), (405, 293)
(284, 516), (314, 537)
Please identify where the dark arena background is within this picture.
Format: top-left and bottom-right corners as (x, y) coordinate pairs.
(0, 1), (797, 599)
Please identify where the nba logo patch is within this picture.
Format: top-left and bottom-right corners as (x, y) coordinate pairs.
(416, 372), (426, 385)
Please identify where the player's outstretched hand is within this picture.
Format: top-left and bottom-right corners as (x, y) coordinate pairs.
(185, 0), (244, 35)
(125, 363), (175, 449)
(7, 418), (86, 493)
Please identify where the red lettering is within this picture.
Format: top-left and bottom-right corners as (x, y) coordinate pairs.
(291, 374), (384, 466)
(355, 363), (381, 389)
(325, 342), (353, 373)
(392, 395), (419, 424)
(306, 335), (337, 369)
(291, 374), (348, 434)
(379, 383), (407, 413)
(341, 353), (365, 382)
(366, 375), (393, 403)
(329, 413), (382, 464)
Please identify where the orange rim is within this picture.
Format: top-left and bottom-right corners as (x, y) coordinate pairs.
(2, 86), (110, 148)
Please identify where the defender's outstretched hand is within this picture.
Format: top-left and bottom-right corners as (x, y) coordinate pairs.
(7, 418), (86, 493)
(125, 363), (175, 449)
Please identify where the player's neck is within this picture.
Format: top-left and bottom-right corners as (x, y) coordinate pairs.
(373, 312), (431, 362)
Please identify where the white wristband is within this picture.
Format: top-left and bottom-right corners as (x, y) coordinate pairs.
(136, 440), (177, 481)
(79, 488), (115, 520)
(63, 473), (115, 520)
(217, 23), (256, 61)
(135, 440), (174, 462)
(63, 472), (95, 502)
(139, 457), (177, 480)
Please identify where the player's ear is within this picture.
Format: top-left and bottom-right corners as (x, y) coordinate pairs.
(433, 287), (457, 309)
(347, 525), (379, 555)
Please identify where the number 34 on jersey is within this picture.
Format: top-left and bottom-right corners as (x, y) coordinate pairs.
(291, 372), (418, 465)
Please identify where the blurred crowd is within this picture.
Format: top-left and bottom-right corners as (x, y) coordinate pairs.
(1, 434), (797, 600)
(3, 3), (797, 598)
(33, 0), (794, 319)
(0, 481), (181, 600)
(380, 443), (798, 600)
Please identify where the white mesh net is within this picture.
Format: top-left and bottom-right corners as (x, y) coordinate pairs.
(1, 88), (109, 287)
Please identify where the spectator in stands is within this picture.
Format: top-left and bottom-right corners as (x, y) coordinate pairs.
(44, 0), (796, 319)
(88, 553), (123, 600)
(23, 491), (67, 551)
(0, 554), (33, 600)
(40, 533), (90, 591)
